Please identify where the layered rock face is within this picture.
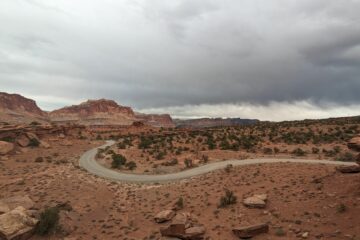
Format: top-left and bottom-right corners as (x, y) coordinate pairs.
(0, 92), (47, 124)
(0, 92), (175, 127)
(49, 99), (135, 125)
(135, 113), (175, 128)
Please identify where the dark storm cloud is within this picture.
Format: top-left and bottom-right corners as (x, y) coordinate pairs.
(0, 0), (360, 120)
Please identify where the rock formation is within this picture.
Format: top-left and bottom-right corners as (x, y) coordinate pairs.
(0, 92), (47, 124)
(49, 99), (135, 125)
(135, 113), (175, 128)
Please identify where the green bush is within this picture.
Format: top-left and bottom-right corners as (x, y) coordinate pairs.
(111, 154), (127, 168)
(219, 189), (237, 208)
(176, 197), (184, 209)
(35, 207), (60, 235)
(336, 152), (355, 162)
(29, 138), (40, 147)
(125, 161), (137, 170)
(292, 148), (306, 156)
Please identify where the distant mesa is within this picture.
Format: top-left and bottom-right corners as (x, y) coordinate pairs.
(174, 118), (259, 129)
(0, 92), (259, 128)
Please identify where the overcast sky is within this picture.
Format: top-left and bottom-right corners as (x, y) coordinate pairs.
(1, 0), (360, 121)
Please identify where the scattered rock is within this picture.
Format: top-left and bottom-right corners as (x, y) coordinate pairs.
(25, 133), (39, 142)
(160, 223), (205, 240)
(302, 232), (309, 238)
(155, 210), (176, 223)
(0, 196), (35, 211)
(232, 223), (269, 239)
(185, 226), (206, 239)
(16, 135), (30, 147)
(337, 165), (360, 174)
(61, 140), (73, 146)
(243, 194), (268, 208)
(0, 206), (38, 240)
(0, 141), (14, 155)
(39, 141), (50, 149)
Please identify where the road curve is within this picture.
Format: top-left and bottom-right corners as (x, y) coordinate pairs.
(79, 140), (357, 183)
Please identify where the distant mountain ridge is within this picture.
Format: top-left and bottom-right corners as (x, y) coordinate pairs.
(174, 117), (259, 128)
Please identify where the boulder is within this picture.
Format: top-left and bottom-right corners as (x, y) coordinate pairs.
(172, 213), (191, 227)
(0, 202), (10, 215)
(61, 140), (73, 146)
(25, 133), (39, 142)
(337, 165), (360, 174)
(39, 141), (50, 149)
(155, 210), (176, 223)
(243, 194), (268, 208)
(160, 223), (205, 240)
(348, 137), (360, 152)
(184, 226), (206, 239)
(16, 135), (30, 147)
(232, 223), (269, 239)
(0, 141), (14, 155)
(0, 196), (35, 211)
(0, 206), (38, 240)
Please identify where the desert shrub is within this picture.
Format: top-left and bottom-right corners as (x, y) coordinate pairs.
(29, 138), (40, 147)
(96, 134), (102, 140)
(163, 158), (178, 166)
(336, 152), (355, 162)
(292, 148), (306, 156)
(202, 155), (209, 163)
(219, 189), (237, 208)
(176, 197), (184, 209)
(0, 136), (15, 142)
(30, 121), (40, 126)
(312, 147), (320, 154)
(337, 203), (347, 213)
(35, 157), (44, 163)
(225, 164), (233, 173)
(155, 152), (166, 160)
(125, 161), (137, 170)
(263, 147), (273, 154)
(184, 158), (193, 168)
(111, 154), (127, 168)
(275, 228), (286, 236)
(117, 142), (126, 149)
(35, 207), (60, 235)
(274, 147), (280, 154)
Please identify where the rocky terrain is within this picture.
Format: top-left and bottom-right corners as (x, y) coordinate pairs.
(0, 93), (359, 239)
(0, 130), (359, 240)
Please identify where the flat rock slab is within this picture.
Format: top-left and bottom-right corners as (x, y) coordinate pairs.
(155, 210), (176, 223)
(0, 206), (38, 240)
(243, 194), (268, 208)
(233, 223), (269, 239)
(337, 165), (360, 174)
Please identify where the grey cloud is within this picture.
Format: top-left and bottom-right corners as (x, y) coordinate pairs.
(0, 0), (359, 118)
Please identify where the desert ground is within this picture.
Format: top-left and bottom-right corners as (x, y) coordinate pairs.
(0, 117), (360, 240)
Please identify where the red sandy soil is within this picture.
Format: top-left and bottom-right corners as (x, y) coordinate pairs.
(1, 137), (360, 239)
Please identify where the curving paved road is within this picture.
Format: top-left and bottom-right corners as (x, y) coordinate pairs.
(79, 140), (357, 183)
